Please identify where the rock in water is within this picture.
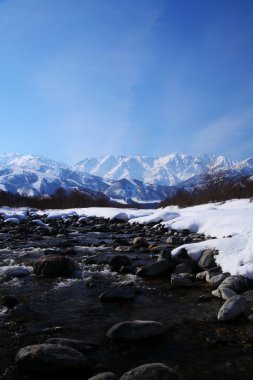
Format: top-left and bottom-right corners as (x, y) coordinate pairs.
(33, 255), (76, 278)
(99, 287), (135, 302)
(217, 295), (248, 321)
(119, 363), (184, 380)
(137, 260), (173, 278)
(15, 344), (87, 372)
(46, 338), (96, 353)
(106, 320), (166, 341)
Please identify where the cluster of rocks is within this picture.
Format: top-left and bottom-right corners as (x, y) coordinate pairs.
(1, 212), (253, 379)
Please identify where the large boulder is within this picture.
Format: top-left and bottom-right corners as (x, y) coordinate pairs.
(217, 295), (248, 321)
(119, 363), (184, 380)
(106, 320), (166, 341)
(15, 344), (87, 372)
(33, 255), (77, 278)
(137, 260), (173, 278)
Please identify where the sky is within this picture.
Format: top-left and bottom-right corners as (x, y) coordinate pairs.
(0, 0), (253, 164)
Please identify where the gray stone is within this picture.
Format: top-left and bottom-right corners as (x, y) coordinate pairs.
(171, 273), (194, 288)
(212, 287), (237, 300)
(218, 275), (249, 293)
(119, 363), (184, 380)
(137, 260), (173, 277)
(33, 255), (76, 278)
(207, 273), (230, 288)
(15, 344), (87, 372)
(217, 295), (248, 321)
(114, 246), (132, 253)
(198, 249), (217, 270)
(88, 372), (117, 380)
(99, 287), (135, 302)
(3, 266), (30, 278)
(46, 338), (96, 353)
(106, 320), (166, 341)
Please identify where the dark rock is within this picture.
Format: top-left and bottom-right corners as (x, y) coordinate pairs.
(15, 344), (87, 372)
(119, 363), (184, 380)
(217, 295), (248, 321)
(171, 273), (194, 288)
(109, 255), (131, 271)
(88, 373), (117, 380)
(174, 262), (195, 275)
(198, 249), (217, 270)
(33, 255), (77, 278)
(46, 338), (97, 353)
(106, 320), (166, 341)
(99, 287), (135, 302)
(137, 259), (173, 278)
(196, 271), (208, 281)
(218, 275), (249, 293)
(0, 295), (19, 308)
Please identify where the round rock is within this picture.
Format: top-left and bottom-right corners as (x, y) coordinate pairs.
(106, 320), (166, 341)
(137, 260), (173, 278)
(119, 363), (184, 380)
(33, 255), (77, 278)
(218, 275), (249, 293)
(15, 343), (87, 372)
(217, 295), (248, 321)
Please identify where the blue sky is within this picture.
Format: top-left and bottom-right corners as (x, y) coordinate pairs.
(0, 0), (253, 164)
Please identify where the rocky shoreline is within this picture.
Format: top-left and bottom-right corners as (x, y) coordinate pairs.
(1, 211), (253, 379)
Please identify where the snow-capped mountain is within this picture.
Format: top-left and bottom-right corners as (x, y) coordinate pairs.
(75, 153), (237, 186)
(0, 153), (252, 202)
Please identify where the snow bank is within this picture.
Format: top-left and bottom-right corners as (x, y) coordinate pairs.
(0, 199), (253, 278)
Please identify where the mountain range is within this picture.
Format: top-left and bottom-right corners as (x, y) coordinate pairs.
(0, 153), (252, 202)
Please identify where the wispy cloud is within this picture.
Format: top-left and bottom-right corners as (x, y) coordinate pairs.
(190, 108), (253, 158)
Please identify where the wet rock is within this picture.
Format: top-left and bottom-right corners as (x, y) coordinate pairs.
(217, 295), (248, 321)
(33, 255), (77, 278)
(132, 237), (148, 248)
(106, 320), (166, 341)
(99, 287), (135, 302)
(88, 373), (117, 380)
(171, 273), (194, 288)
(207, 273), (230, 288)
(109, 255), (131, 271)
(212, 287), (237, 300)
(0, 295), (19, 308)
(218, 275), (249, 293)
(119, 363), (184, 380)
(46, 338), (97, 353)
(15, 343), (87, 372)
(198, 249), (217, 270)
(137, 259), (173, 278)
